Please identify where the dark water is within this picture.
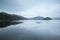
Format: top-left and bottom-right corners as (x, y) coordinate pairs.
(0, 20), (60, 40)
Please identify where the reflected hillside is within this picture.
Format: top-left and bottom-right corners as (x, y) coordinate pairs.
(0, 12), (26, 28)
(0, 21), (23, 28)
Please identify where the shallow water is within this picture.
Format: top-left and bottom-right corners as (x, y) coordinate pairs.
(0, 20), (60, 40)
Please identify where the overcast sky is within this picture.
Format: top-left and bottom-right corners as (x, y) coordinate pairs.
(0, 0), (60, 18)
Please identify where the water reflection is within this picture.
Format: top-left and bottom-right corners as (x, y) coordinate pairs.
(35, 20), (51, 24)
(36, 22), (42, 24)
(0, 21), (23, 28)
(0, 20), (60, 40)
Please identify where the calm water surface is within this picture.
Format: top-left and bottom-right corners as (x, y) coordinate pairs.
(0, 20), (60, 40)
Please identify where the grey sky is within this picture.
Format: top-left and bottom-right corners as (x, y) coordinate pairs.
(0, 0), (60, 18)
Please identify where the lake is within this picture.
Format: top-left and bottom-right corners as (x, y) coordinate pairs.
(0, 20), (60, 40)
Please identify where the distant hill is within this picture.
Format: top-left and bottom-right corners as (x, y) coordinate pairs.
(0, 12), (27, 21)
(10, 14), (28, 20)
(29, 16), (52, 20)
(30, 16), (44, 20)
(0, 12), (52, 21)
(43, 17), (52, 20)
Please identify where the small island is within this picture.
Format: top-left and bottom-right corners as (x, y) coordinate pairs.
(43, 17), (52, 20)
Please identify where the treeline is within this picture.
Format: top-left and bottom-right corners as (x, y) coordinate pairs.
(0, 12), (27, 21)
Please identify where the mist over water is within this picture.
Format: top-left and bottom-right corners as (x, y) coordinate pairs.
(0, 20), (60, 40)
(0, 0), (60, 40)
